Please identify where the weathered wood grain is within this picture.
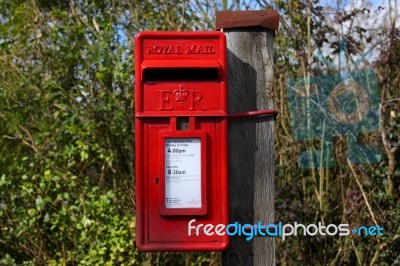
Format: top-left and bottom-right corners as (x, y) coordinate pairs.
(222, 28), (276, 266)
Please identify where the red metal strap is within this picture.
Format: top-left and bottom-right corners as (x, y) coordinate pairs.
(228, 109), (278, 119)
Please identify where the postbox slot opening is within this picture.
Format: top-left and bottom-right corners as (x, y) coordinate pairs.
(143, 68), (219, 82)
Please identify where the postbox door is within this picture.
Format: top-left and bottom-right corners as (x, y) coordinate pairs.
(143, 118), (224, 243)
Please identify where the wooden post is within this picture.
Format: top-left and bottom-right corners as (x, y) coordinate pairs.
(216, 10), (279, 266)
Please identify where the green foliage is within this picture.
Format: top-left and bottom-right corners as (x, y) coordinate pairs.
(1, 0), (136, 264)
(272, 1), (400, 264)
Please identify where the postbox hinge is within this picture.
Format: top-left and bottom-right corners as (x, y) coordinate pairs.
(228, 109), (278, 119)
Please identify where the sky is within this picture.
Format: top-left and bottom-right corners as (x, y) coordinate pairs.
(312, 0), (399, 71)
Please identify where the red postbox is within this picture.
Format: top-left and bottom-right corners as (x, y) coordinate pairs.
(134, 32), (229, 251)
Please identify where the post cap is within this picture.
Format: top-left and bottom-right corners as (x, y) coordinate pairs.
(216, 10), (279, 30)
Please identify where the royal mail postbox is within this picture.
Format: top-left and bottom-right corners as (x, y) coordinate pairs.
(134, 32), (229, 251)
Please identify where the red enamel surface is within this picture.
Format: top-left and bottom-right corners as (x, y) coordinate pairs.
(134, 32), (229, 251)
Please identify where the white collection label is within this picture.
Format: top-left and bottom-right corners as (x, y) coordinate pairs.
(165, 138), (201, 208)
